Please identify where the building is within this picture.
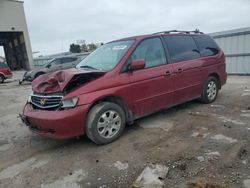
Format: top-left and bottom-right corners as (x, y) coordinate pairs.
(210, 27), (250, 75)
(0, 0), (33, 70)
(0, 56), (5, 63)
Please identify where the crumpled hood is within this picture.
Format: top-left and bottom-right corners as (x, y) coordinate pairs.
(32, 68), (105, 94)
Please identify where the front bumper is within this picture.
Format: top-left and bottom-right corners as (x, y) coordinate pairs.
(21, 103), (90, 139)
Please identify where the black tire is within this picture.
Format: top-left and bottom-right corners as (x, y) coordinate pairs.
(0, 75), (4, 84)
(34, 72), (44, 79)
(201, 76), (219, 103)
(86, 102), (126, 145)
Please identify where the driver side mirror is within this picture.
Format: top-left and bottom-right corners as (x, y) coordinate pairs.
(129, 59), (145, 71)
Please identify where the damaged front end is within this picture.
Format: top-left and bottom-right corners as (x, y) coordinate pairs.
(21, 68), (106, 139)
(29, 68), (105, 110)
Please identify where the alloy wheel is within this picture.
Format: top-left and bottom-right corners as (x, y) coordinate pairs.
(97, 110), (121, 139)
(207, 81), (217, 101)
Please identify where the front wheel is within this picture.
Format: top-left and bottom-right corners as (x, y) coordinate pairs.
(201, 76), (219, 103)
(86, 102), (126, 144)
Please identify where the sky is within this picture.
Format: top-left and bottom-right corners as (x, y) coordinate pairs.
(1, 0), (250, 57)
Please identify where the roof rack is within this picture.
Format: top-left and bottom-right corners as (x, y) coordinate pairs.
(153, 29), (204, 35)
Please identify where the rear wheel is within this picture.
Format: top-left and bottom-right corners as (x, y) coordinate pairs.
(201, 76), (219, 103)
(86, 102), (126, 144)
(0, 75), (4, 84)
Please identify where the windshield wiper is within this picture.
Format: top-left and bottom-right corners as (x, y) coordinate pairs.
(79, 65), (98, 70)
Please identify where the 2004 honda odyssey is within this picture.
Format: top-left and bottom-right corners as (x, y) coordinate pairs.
(20, 30), (227, 144)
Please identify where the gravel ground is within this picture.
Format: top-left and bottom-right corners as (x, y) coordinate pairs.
(0, 72), (250, 188)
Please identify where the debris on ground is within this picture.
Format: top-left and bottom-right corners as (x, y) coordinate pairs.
(188, 111), (209, 117)
(211, 134), (238, 144)
(191, 127), (209, 138)
(205, 151), (221, 160)
(217, 116), (245, 125)
(133, 164), (169, 188)
(187, 181), (227, 188)
(197, 156), (205, 162)
(189, 111), (245, 125)
(114, 161), (128, 170)
(41, 169), (86, 188)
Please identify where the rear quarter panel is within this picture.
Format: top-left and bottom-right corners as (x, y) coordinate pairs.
(201, 51), (226, 86)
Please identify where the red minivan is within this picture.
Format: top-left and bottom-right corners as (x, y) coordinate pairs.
(20, 30), (227, 144)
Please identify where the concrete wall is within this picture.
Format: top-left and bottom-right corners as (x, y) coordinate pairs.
(210, 27), (250, 74)
(0, 0), (33, 70)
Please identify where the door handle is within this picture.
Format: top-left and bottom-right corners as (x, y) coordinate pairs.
(177, 68), (183, 73)
(164, 70), (171, 76)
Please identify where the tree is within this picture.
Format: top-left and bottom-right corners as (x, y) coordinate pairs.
(69, 43), (81, 53)
(81, 44), (88, 52)
(87, 43), (98, 51)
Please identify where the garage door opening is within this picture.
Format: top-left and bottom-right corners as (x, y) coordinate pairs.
(0, 32), (29, 70)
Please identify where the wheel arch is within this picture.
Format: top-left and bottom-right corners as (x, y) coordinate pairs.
(87, 95), (133, 124)
(208, 73), (221, 89)
(0, 72), (6, 78)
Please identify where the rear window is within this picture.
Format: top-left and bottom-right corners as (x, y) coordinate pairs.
(164, 35), (200, 63)
(193, 35), (220, 57)
(0, 63), (8, 68)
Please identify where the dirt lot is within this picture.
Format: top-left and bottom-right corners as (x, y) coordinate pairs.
(0, 72), (250, 188)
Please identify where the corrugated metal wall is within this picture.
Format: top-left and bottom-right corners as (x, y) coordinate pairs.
(210, 28), (250, 74)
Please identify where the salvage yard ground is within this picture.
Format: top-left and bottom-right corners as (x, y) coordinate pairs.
(0, 72), (250, 188)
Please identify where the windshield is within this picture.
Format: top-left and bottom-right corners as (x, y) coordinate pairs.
(76, 40), (134, 71)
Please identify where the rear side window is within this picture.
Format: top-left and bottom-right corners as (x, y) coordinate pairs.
(0, 63), (8, 68)
(131, 37), (167, 68)
(193, 35), (220, 57)
(164, 35), (200, 63)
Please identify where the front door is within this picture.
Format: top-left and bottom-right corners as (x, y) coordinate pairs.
(128, 37), (174, 118)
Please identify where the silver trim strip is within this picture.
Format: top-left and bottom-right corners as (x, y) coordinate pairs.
(31, 94), (64, 98)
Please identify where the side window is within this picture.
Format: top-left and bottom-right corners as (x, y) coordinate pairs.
(164, 35), (200, 63)
(131, 37), (167, 68)
(50, 59), (61, 66)
(193, 35), (219, 57)
(62, 57), (77, 64)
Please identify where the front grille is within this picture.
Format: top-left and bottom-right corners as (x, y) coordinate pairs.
(31, 94), (63, 109)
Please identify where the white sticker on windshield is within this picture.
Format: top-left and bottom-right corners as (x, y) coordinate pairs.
(113, 45), (127, 50)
